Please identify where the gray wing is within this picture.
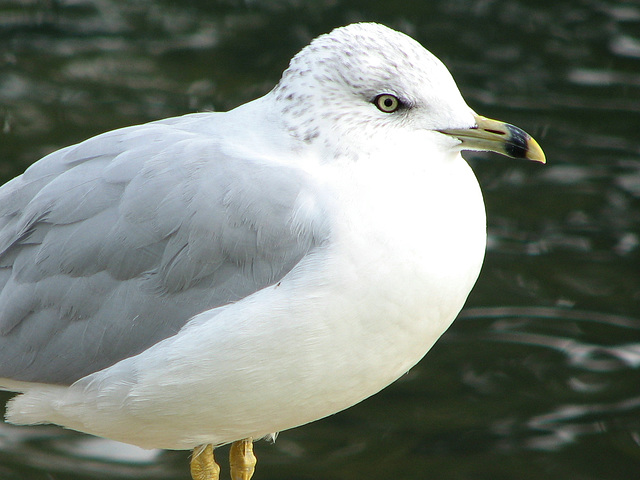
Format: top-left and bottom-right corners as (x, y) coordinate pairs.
(0, 117), (327, 385)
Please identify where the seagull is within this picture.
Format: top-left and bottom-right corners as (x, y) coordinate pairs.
(0, 23), (544, 480)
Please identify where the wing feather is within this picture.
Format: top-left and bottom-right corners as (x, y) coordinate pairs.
(0, 114), (327, 385)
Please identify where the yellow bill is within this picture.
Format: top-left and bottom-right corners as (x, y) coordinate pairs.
(439, 114), (546, 164)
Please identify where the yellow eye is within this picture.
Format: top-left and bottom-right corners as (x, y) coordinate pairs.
(374, 94), (400, 113)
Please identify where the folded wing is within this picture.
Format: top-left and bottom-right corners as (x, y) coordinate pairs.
(0, 116), (327, 385)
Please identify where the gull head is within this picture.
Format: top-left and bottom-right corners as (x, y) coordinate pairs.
(270, 23), (544, 164)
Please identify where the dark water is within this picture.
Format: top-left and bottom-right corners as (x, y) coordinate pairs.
(1, 0), (639, 479)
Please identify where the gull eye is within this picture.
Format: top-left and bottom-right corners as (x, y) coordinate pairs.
(374, 94), (401, 113)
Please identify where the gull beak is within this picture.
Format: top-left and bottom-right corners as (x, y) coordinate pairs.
(438, 114), (546, 164)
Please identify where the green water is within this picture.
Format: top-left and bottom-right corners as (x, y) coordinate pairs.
(1, 1), (639, 479)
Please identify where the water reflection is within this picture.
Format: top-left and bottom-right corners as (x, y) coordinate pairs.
(527, 395), (640, 450)
(455, 306), (640, 453)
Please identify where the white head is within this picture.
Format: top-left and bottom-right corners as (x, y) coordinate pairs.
(269, 23), (544, 165)
(271, 23), (475, 161)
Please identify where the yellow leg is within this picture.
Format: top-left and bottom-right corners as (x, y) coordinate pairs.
(229, 437), (256, 480)
(190, 444), (220, 480)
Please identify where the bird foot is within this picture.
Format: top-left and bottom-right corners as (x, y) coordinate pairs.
(190, 444), (220, 480)
(229, 438), (256, 480)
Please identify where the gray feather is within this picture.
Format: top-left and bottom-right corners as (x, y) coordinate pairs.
(0, 114), (328, 385)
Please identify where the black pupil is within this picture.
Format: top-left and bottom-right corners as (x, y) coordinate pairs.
(384, 98), (394, 107)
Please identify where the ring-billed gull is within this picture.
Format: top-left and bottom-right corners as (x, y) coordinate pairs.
(0, 23), (544, 480)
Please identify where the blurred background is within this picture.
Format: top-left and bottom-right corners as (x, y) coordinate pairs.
(0, 0), (639, 479)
